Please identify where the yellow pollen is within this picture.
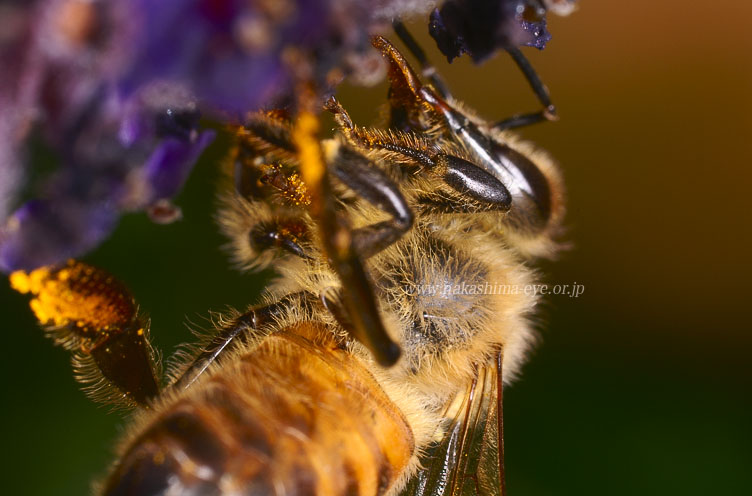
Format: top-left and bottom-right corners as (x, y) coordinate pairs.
(9, 260), (133, 331)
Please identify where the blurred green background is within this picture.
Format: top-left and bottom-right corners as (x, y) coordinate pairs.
(1, 1), (751, 494)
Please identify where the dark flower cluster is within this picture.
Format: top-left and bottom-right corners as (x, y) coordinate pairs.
(0, 0), (571, 273)
(430, 0), (576, 62)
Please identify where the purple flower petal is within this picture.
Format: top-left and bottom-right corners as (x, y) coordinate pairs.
(138, 130), (216, 204)
(118, 0), (297, 114)
(0, 75), (215, 272)
(0, 199), (118, 273)
(116, 0), (434, 115)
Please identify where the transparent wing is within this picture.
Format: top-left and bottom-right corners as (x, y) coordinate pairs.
(399, 351), (505, 496)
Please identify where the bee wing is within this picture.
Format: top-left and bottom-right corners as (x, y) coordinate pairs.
(399, 351), (505, 496)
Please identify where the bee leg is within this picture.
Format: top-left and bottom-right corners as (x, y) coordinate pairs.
(85, 325), (161, 407)
(417, 188), (510, 214)
(234, 150), (311, 210)
(293, 110), (401, 366)
(229, 158), (314, 264)
(330, 146), (414, 258)
(172, 292), (311, 390)
(324, 102), (415, 254)
(493, 47), (558, 130)
(323, 106), (512, 212)
(371, 35), (429, 132)
(10, 261), (161, 408)
(384, 146), (513, 211)
(320, 289), (356, 338)
(392, 19), (452, 99)
(237, 110), (296, 162)
(320, 213), (402, 366)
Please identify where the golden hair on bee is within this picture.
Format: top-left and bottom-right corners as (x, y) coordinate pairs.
(12, 30), (567, 496)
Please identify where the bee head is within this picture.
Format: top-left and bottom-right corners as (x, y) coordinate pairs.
(372, 35), (559, 237)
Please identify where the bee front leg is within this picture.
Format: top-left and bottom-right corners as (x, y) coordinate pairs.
(392, 19), (452, 99)
(330, 145), (414, 259)
(493, 47), (558, 130)
(230, 128), (315, 266)
(378, 24), (558, 132)
(324, 106), (513, 214)
(293, 110), (401, 366)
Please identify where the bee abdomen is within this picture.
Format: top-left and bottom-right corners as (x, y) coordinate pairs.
(103, 324), (414, 495)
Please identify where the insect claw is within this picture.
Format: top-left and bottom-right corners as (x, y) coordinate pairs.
(544, 105), (559, 121)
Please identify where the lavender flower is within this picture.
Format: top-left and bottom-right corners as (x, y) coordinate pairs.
(0, 0), (569, 273)
(0, 77), (216, 272)
(0, 0), (215, 272)
(117, 0), (440, 115)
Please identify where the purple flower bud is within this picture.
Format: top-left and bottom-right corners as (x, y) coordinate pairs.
(136, 130), (216, 206)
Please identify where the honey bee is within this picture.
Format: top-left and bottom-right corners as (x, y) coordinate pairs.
(10, 28), (564, 496)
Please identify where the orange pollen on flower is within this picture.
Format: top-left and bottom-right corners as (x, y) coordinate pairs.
(9, 260), (135, 332)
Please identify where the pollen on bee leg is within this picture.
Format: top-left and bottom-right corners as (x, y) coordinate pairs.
(9, 260), (136, 333)
(12, 260), (160, 406)
(258, 163), (311, 207)
(9, 266), (51, 295)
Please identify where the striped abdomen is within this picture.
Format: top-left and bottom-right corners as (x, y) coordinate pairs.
(102, 324), (414, 495)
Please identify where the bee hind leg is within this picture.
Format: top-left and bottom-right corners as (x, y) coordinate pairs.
(10, 261), (161, 408)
